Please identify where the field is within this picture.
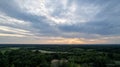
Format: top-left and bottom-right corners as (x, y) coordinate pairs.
(0, 44), (120, 67)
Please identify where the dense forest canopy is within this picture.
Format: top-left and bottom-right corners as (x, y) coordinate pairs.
(0, 45), (120, 67)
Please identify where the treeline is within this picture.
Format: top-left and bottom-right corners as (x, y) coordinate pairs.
(0, 47), (120, 67)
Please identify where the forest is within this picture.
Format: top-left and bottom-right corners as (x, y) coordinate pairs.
(0, 44), (120, 67)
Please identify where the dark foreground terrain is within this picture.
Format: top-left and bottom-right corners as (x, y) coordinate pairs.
(0, 44), (120, 67)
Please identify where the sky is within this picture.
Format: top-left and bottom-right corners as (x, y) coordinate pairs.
(0, 0), (120, 44)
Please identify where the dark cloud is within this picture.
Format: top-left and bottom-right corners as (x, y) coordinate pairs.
(59, 20), (120, 35)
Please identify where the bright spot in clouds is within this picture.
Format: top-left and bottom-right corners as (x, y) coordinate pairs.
(16, 0), (100, 24)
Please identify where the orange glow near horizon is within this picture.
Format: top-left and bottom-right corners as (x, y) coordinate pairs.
(24, 37), (107, 44)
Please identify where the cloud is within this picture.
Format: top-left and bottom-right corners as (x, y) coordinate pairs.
(58, 20), (120, 35)
(0, 0), (120, 44)
(0, 12), (34, 38)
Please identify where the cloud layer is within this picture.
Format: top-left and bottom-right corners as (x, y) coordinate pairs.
(0, 0), (120, 44)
